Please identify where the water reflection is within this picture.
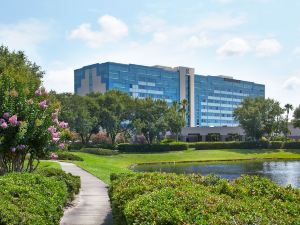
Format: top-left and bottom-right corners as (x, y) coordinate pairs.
(133, 160), (300, 188)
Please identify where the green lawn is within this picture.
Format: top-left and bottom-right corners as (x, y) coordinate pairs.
(73, 148), (300, 184)
(39, 160), (61, 169)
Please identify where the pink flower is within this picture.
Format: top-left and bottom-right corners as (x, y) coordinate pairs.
(51, 153), (58, 160)
(8, 115), (18, 126)
(48, 126), (56, 133)
(52, 132), (60, 138)
(1, 122), (7, 129)
(39, 100), (48, 109)
(0, 118), (5, 123)
(35, 88), (42, 96)
(58, 143), (65, 149)
(59, 121), (68, 128)
(17, 144), (26, 150)
(3, 112), (9, 119)
(52, 137), (60, 143)
(10, 147), (16, 153)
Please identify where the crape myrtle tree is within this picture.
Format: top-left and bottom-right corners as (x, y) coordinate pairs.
(234, 97), (285, 140)
(0, 46), (68, 173)
(55, 93), (99, 144)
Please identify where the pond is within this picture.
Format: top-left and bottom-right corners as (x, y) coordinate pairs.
(133, 160), (300, 188)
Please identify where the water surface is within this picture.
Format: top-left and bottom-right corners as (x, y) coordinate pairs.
(133, 160), (300, 188)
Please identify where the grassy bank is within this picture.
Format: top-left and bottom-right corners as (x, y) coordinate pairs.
(73, 148), (300, 184)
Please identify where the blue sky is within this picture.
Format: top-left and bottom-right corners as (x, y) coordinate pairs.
(1, 0), (300, 106)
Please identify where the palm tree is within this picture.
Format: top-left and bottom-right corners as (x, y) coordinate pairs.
(284, 103), (293, 140)
(179, 99), (188, 121)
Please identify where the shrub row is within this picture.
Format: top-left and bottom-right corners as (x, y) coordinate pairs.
(194, 141), (300, 150)
(80, 148), (119, 156)
(0, 168), (80, 225)
(117, 143), (188, 153)
(109, 173), (300, 225)
(55, 151), (84, 161)
(69, 142), (114, 151)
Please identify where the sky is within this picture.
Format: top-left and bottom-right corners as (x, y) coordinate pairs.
(1, 0), (300, 107)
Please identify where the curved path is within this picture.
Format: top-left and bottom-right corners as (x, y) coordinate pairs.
(59, 162), (113, 225)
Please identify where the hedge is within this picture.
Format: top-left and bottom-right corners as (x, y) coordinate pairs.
(109, 173), (300, 225)
(194, 141), (300, 150)
(0, 168), (80, 225)
(69, 142), (114, 151)
(80, 148), (119, 156)
(117, 143), (188, 153)
(55, 151), (84, 161)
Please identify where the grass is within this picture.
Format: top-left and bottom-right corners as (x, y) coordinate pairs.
(72, 148), (300, 184)
(39, 160), (61, 169)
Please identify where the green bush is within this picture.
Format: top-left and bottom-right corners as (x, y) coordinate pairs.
(0, 169), (80, 225)
(117, 143), (188, 153)
(55, 151), (84, 161)
(284, 141), (300, 149)
(69, 142), (114, 151)
(35, 168), (80, 201)
(109, 173), (300, 225)
(80, 148), (119, 156)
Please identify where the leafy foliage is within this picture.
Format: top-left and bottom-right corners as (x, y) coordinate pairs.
(234, 97), (285, 140)
(109, 173), (300, 225)
(0, 168), (80, 225)
(80, 148), (119, 155)
(0, 47), (68, 173)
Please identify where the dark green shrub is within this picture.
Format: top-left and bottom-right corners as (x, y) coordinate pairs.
(117, 143), (188, 153)
(69, 142), (114, 151)
(35, 168), (80, 200)
(55, 151), (84, 161)
(80, 148), (119, 156)
(194, 141), (270, 150)
(268, 141), (283, 149)
(284, 141), (300, 149)
(206, 133), (221, 142)
(110, 173), (300, 225)
(0, 173), (67, 225)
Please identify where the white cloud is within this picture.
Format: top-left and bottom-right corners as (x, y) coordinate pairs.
(183, 33), (213, 48)
(197, 13), (246, 30)
(283, 76), (300, 90)
(217, 38), (250, 57)
(0, 19), (50, 61)
(43, 67), (74, 93)
(256, 39), (282, 57)
(69, 15), (128, 48)
(152, 32), (167, 43)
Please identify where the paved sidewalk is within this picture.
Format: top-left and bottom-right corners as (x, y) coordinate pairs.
(59, 162), (113, 225)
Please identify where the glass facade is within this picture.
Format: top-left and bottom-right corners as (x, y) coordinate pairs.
(74, 62), (265, 127)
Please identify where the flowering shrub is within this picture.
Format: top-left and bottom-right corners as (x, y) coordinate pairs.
(0, 74), (68, 173)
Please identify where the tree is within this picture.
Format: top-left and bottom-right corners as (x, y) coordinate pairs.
(96, 90), (135, 146)
(234, 97), (285, 140)
(234, 97), (265, 140)
(284, 104), (293, 140)
(292, 106), (300, 129)
(55, 93), (99, 144)
(167, 101), (185, 141)
(179, 99), (188, 122)
(132, 98), (169, 144)
(0, 47), (67, 173)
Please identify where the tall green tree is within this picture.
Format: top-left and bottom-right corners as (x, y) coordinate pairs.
(292, 105), (300, 129)
(133, 98), (169, 144)
(234, 97), (285, 140)
(167, 101), (185, 141)
(55, 93), (99, 144)
(96, 90), (134, 146)
(284, 104), (293, 140)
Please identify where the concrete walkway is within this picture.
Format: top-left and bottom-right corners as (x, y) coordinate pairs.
(59, 162), (113, 225)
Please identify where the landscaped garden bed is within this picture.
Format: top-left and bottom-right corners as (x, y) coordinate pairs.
(109, 172), (300, 225)
(0, 167), (80, 225)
